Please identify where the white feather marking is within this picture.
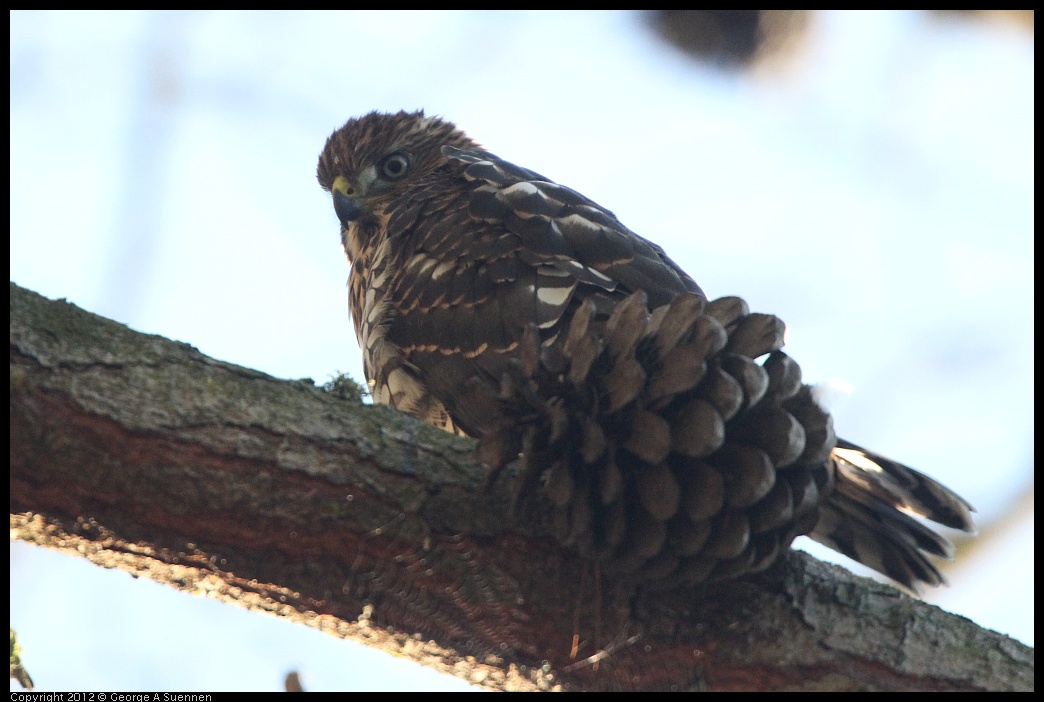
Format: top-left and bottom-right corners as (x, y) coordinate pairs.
(366, 298), (386, 325)
(501, 181), (541, 196)
(833, 448), (883, 474)
(373, 376), (392, 405)
(369, 268), (389, 290)
(407, 253), (439, 276)
(557, 259), (615, 287)
(537, 283), (574, 308)
(386, 368), (415, 404)
(557, 213), (602, 233)
(430, 260), (455, 280)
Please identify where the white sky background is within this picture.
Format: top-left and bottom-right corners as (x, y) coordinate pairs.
(10, 10), (1033, 692)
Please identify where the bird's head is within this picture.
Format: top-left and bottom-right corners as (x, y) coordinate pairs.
(317, 110), (478, 263)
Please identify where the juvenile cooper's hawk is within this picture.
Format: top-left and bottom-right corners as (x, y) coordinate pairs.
(317, 110), (973, 590)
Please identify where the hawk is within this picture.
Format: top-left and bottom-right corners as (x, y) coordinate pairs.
(317, 110), (973, 590)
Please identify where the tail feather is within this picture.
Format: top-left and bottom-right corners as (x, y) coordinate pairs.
(809, 442), (975, 590)
(810, 501), (946, 589)
(833, 439), (976, 532)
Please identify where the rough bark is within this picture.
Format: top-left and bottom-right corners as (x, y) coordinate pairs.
(9, 282), (1033, 691)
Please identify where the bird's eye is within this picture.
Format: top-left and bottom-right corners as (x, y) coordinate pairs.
(379, 152), (410, 180)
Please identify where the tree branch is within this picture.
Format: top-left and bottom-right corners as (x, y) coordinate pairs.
(9, 282), (1032, 691)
